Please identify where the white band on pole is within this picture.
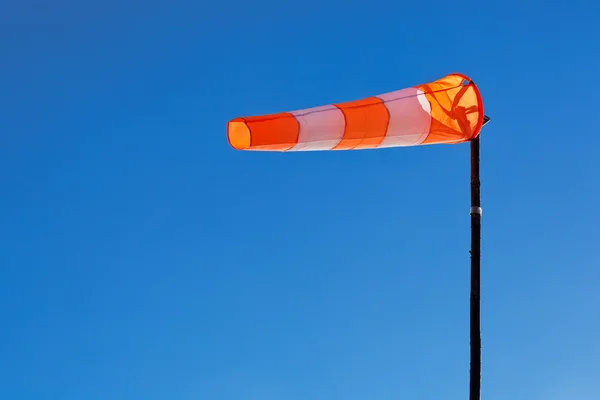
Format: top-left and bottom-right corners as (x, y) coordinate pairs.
(470, 206), (482, 216)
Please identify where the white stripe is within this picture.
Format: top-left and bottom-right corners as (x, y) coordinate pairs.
(288, 105), (345, 151)
(376, 88), (431, 148)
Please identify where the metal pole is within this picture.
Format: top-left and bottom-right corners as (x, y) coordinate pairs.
(469, 111), (489, 400)
(469, 134), (481, 400)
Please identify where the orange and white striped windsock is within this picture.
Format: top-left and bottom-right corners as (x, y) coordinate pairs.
(227, 73), (484, 152)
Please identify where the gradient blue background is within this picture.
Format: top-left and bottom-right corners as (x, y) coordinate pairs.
(1, 1), (598, 399)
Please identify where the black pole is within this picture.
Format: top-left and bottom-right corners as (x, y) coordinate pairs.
(469, 115), (488, 400)
(469, 135), (481, 400)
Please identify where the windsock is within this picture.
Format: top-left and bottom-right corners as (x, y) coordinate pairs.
(227, 73), (484, 152)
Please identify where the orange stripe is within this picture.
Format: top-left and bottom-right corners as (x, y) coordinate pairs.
(420, 86), (462, 145)
(243, 112), (299, 151)
(448, 73), (486, 137)
(422, 118), (464, 144)
(333, 97), (389, 150)
(418, 80), (477, 145)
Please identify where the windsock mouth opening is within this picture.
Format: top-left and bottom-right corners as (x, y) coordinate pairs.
(227, 118), (251, 150)
(450, 73), (485, 139)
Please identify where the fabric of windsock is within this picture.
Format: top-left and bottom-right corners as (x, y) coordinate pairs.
(227, 73), (484, 152)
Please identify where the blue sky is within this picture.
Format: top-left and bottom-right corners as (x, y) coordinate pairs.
(1, 1), (599, 399)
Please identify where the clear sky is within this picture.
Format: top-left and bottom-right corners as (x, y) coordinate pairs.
(1, 1), (599, 399)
